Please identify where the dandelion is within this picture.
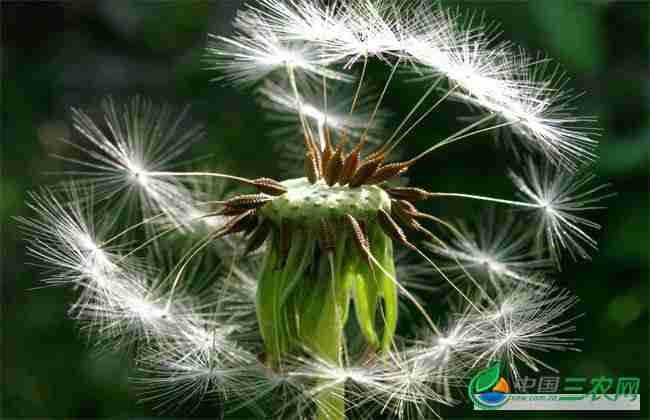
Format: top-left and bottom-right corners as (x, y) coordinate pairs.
(21, 1), (610, 419)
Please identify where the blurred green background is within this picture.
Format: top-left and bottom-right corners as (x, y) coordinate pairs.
(2, 1), (648, 418)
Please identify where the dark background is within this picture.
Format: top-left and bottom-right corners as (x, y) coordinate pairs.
(2, 1), (648, 418)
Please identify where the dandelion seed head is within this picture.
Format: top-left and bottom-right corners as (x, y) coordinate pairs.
(21, 0), (608, 416)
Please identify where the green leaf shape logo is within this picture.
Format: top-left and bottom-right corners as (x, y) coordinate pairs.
(474, 361), (502, 393)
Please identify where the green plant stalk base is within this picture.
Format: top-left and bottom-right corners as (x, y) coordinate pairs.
(256, 178), (398, 419)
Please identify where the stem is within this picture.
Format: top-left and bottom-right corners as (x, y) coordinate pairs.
(306, 237), (348, 420)
(409, 246), (485, 316)
(114, 210), (224, 263)
(311, 255), (347, 420)
(349, 55), (368, 115)
(101, 212), (168, 246)
(428, 192), (540, 209)
(386, 76), (443, 146)
(287, 64), (318, 153)
(146, 170), (256, 184)
(361, 58), (401, 141)
(386, 84), (458, 155)
(410, 113), (518, 163)
(164, 229), (223, 312)
(317, 120), (327, 152)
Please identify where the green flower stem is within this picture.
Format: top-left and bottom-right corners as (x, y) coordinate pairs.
(369, 223), (398, 351)
(297, 234), (350, 420)
(256, 179), (399, 419)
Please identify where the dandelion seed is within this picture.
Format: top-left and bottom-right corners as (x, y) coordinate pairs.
(326, 0), (403, 67)
(135, 333), (253, 413)
(17, 186), (149, 331)
(58, 97), (204, 229)
(404, 6), (521, 109)
(364, 349), (453, 419)
(75, 266), (193, 348)
(232, 359), (310, 419)
(509, 160), (613, 266)
(425, 209), (552, 293)
(469, 285), (582, 383)
(453, 55), (599, 167)
(206, 8), (349, 85)
(243, 0), (346, 45)
(406, 305), (492, 403)
(19, 186), (120, 288)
